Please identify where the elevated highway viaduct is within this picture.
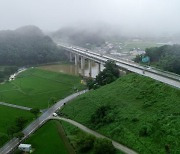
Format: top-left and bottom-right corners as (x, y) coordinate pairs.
(58, 43), (180, 89)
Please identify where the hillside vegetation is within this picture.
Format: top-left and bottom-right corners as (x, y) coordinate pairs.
(0, 25), (67, 66)
(61, 73), (180, 153)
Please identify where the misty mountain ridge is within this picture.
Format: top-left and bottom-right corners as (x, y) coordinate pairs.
(14, 25), (44, 36)
(51, 24), (180, 47)
(51, 25), (126, 47)
(0, 25), (67, 66)
(0, 25), (43, 38)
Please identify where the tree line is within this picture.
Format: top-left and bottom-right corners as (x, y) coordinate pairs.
(134, 44), (180, 75)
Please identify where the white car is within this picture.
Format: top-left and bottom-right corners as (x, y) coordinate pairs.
(147, 66), (151, 70)
(52, 113), (57, 117)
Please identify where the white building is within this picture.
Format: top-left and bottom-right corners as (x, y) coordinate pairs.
(18, 144), (32, 152)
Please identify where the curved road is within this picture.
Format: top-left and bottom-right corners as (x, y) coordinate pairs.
(0, 90), (88, 154)
(52, 117), (137, 154)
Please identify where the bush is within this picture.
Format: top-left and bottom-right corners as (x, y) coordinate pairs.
(94, 138), (116, 154)
(91, 105), (113, 127)
(132, 117), (139, 122)
(86, 78), (95, 90)
(77, 135), (95, 152)
(139, 124), (153, 137)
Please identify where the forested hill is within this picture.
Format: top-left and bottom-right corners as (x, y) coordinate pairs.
(0, 26), (67, 66)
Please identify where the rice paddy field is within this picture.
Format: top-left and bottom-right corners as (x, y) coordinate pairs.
(0, 106), (33, 147)
(0, 68), (85, 109)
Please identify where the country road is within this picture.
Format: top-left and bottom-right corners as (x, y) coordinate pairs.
(0, 102), (32, 111)
(0, 90), (88, 154)
(0, 102), (45, 113)
(52, 117), (138, 154)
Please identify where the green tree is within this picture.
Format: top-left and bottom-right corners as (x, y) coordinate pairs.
(87, 60), (120, 89)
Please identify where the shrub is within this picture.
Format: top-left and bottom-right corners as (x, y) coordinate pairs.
(94, 138), (116, 154)
(132, 117), (139, 122)
(139, 124), (153, 137)
(91, 105), (113, 127)
(77, 135), (95, 152)
(86, 78), (95, 90)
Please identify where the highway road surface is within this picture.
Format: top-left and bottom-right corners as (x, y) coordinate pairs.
(0, 90), (88, 154)
(58, 43), (180, 89)
(52, 117), (138, 154)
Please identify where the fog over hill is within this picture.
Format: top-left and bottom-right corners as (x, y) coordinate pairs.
(0, 0), (180, 38)
(0, 25), (67, 66)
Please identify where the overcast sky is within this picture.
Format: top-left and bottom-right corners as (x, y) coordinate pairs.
(0, 0), (180, 35)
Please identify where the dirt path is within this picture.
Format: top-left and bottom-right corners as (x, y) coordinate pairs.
(52, 117), (138, 154)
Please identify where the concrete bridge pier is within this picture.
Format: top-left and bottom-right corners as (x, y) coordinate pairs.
(80, 56), (85, 69)
(88, 60), (92, 77)
(69, 52), (73, 62)
(97, 63), (101, 74)
(75, 54), (79, 65)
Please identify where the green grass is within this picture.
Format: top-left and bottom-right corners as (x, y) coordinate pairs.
(61, 73), (180, 153)
(0, 106), (33, 146)
(24, 120), (73, 154)
(0, 68), (85, 109)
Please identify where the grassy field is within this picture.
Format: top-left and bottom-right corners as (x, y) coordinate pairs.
(0, 106), (33, 146)
(120, 41), (162, 52)
(38, 63), (78, 76)
(61, 73), (180, 153)
(22, 120), (74, 154)
(0, 68), (85, 109)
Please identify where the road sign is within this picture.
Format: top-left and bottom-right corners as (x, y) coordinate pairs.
(142, 56), (150, 63)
